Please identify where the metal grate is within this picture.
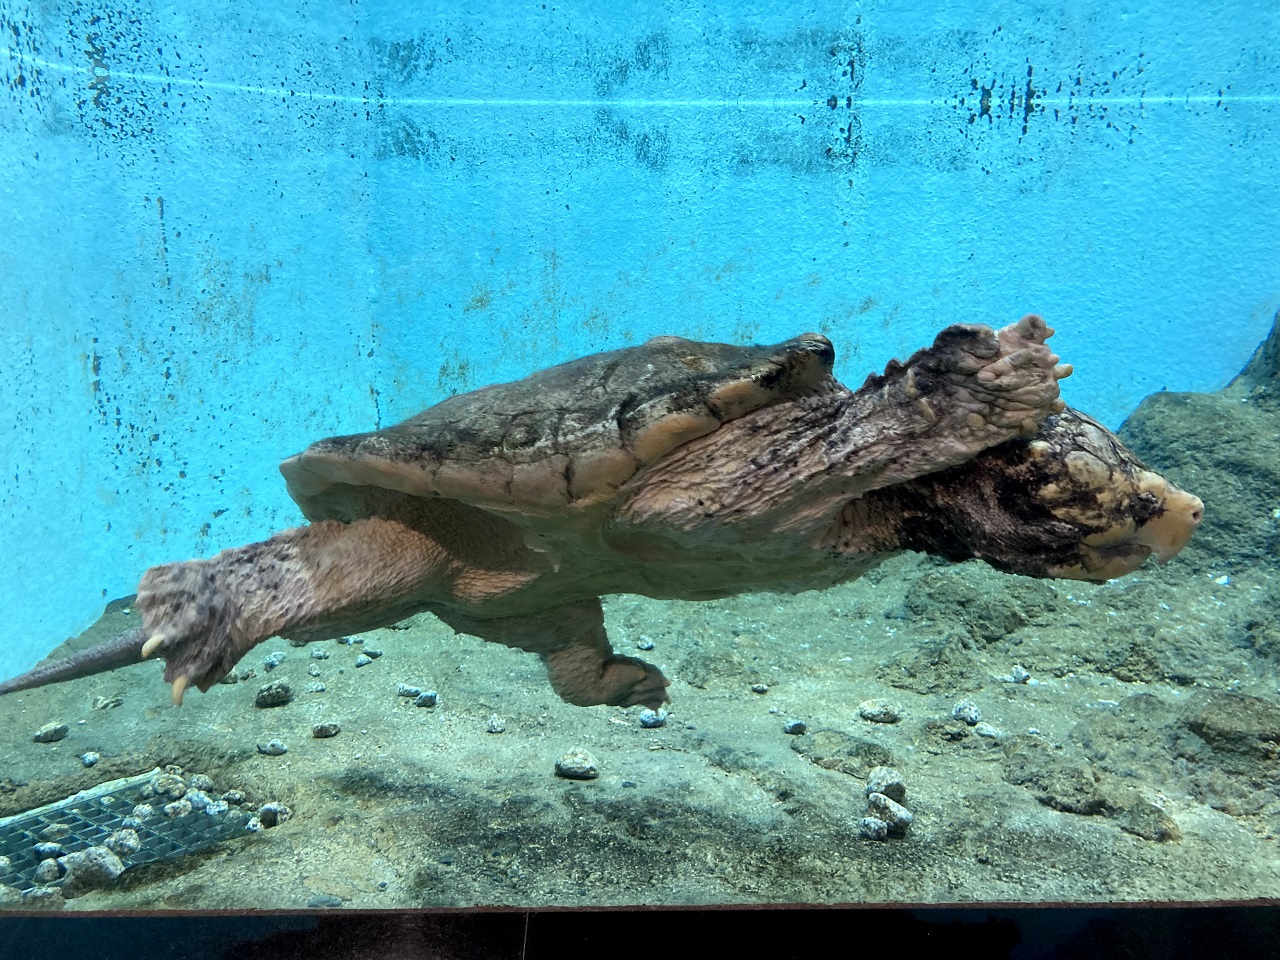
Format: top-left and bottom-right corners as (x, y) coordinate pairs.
(0, 769), (255, 893)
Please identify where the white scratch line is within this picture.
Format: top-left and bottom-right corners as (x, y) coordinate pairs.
(4, 48), (1277, 108)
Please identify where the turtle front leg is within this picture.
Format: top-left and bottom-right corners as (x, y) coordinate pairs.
(432, 600), (671, 710)
(137, 516), (453, 703)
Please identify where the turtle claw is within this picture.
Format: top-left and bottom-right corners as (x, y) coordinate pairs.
(171, 674), (190, 706)
(141, 632), (166, 659)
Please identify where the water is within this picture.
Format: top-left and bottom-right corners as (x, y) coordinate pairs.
(1, 1), (1278, 911)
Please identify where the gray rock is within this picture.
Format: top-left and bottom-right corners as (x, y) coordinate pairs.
(309, 649), (331, 660)
(105, 829), (141, 857)
(635, 637), (655, 651)
(163, 799), (193, 818)
(257, 739), (288, 756)
(354, 654), (374, 668)
(312, 722), (341, 738)
(32, 722), (69, 743)
(308, 893), (344, 908)
(859, 816), (889, 841)
(33, 858), (62, 883)
(255, 680), (294, 708)
(258, 802), (292, 828)
(867, 792), (914, 834)
(751, 683), (769, 694)
(486, 715), (507, 734)
(183, 789), (213, 812)
(33, 842), (64, 860)
(952, 699), (983, 726)
(39, 824), (70, 841)
(263, 651), (287, 671)
(865, 766), (907, 803)
(149, 773), (187, 799)
(20, 885), (65, 909)
(414, 690), (439, 708)
(59, 845), (126, 892)
(782, 719), (808, 735)
(396, 684), (422, 698)
(188, 774), (216, 792)
(555, 749), (600, 780)
(221, 790), (246, 805)
(639, 708), (667, 729)
(308, 681), (327, 693)
(79, 752), (100, 767)
(858, 698), (904, 724)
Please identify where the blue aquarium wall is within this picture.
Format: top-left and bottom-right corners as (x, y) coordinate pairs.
(1, 0), (1277, 679)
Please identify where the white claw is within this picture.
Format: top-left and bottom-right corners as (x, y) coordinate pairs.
(171, 675), (189, 706)
(141, 633), (166, 659)
(1054, 363), (1074, 380)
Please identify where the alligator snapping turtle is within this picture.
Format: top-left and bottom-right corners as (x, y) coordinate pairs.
(0, 316), (1202, 710)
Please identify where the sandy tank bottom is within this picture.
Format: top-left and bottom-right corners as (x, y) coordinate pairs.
(2, 371), (1279, 910)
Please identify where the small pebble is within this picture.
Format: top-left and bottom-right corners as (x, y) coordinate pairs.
(867, 792), (914, 834)
(309, 682), (327, 693)
(396, 684), (422, 698)
(555, 749), (600, 780)
(258, 802), (292, 828)
(262, 652), (286, 671)
(865, 766), (907, 803)
(621, 780), (637, 788)
(859, 816), (890, 841)
(310, 649), (331, 660)
(189, 774), (216, 792)
(183, 789), (213, 812)
(92, 695), (123, 710)
(80, 752), (100, 767)
(782, 719), (808, 735)
(257, 739), (288, 756)
(750, 683), (769, 694)
(255, 680), (294, 708)
(312, 722), (341, 739)
(974, 722), (1003, 740)
(105, 829), (140, 857)
(163, 799), (193, 819)
(308, 665), (322, 677)
(131, 804), (154, 820)
(221, 790), (246, 806)
(308, 893), (344, 908)
(33, 859), (63, 884)
(33, 842), (64, 860)
(33, 722), (69, 743)
(40, 824), (71, 841)
(204, 799), (230, 816)
(952, 700), (982, 726)
(1008, 665), (1031, 684)
(414, 690), (439, 708)
(337, 636), (361, 645)
(639, 708), (667, 729)
(288, 639), (309, 647)
(354, 654), (374, 668)
(858, 698), (904, 724)
(363, 649), (383, 659)
(635, 637), (655, 651)
(120, 817), (143, 831)
(486, 715), (507, 734)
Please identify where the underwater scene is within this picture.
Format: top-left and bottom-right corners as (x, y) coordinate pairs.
(2, 2), (1279, 911)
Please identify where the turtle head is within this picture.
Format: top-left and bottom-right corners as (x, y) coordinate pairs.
(877, 409), (1203, 582)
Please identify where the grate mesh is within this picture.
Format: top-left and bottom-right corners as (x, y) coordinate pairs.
(0, 768), (255, 893)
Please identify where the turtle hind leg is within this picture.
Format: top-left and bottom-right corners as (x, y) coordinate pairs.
(434, 599), (671, 710)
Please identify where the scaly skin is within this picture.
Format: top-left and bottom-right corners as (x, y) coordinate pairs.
(0, 317), (1201, 710)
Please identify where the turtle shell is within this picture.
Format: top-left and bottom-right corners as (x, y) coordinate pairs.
(280, 332), (835, 523)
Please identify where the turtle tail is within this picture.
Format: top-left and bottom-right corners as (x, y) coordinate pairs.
(0, 627), (148, 696)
